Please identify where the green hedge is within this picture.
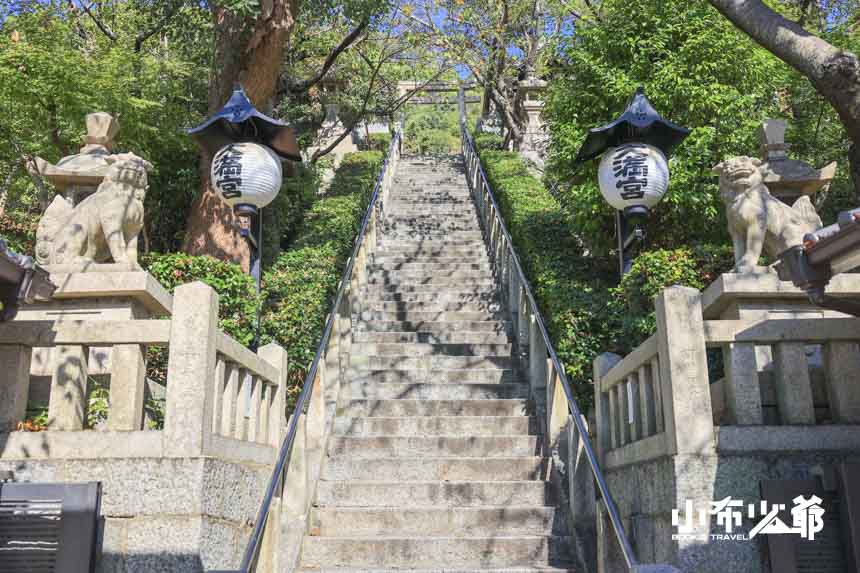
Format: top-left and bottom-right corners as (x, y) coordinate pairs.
(364, 133), (392, 152)
(261, 151), (383, 399)
(476, 148), (733, 403)
(142, 252), (260, 346)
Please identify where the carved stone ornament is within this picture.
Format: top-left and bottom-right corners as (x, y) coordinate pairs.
(713, 156), (822, 274)
(30, 112), (121, 205)
(35, 153), (153, 266)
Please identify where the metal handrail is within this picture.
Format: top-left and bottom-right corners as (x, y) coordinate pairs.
(459, 116), (639, 569)
(231, 130), (402, 572)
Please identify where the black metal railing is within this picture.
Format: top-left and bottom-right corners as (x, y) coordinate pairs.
(222, 130), (402, 573)
(458, 102), (638, 569)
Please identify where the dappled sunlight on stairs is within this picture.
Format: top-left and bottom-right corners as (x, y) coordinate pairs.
(297, 155), (576, 572)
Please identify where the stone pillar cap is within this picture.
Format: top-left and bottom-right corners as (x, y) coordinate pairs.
(85, 112), (120, 150)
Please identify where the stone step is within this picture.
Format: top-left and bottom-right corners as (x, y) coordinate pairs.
(385, 210), (476, 218)
(359, 310), (500, 322)
(373, 247), (487, 258)
(328, 436), (539, 458)
(367, 272), (495, 284)
(363, 283), (498, 295)
(352, 355), (513, 370)
(315, 480), (548, 507)
(299, 567), (577, 573)
(370, 256), (490, 265)
(336, 399), (529, 418)
(347, 369), (517, 385)
(311, 506), (556, 536)
(322, 456), (545, 481)
(381, 233), (485, 243)
(351, 331), (510, 344)
(383, 223), (477, 230)
(360, 291), (498, 304)
(369, 262), (491, 272)
(351, 342), (512, 356)
(365, 301), (501, 313)
(356, 320), (509, 334)
(300, 536), (573, 569)
(338, 382), (529, 400)
(377, 240), (487, 249)
(332, 415), (536, 437)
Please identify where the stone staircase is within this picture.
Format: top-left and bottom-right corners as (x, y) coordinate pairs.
(297, 156), (576, 572)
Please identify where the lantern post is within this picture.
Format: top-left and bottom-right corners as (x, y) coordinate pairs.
(574, 88), (690, 277)
(188, 85), (300, 349)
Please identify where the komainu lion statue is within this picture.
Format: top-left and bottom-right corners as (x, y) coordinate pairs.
(36, 153), (153, 266)
(713, 156), (822, 274)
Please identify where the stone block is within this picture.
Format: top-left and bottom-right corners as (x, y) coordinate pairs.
(655, 287), (715, 455)
(164, 282), (219, 456)
(823, 341), (860, 422)
(0, 344), (31, 430)
(108, 344), (146, 431)
(772, 341), (815, 424)
(48, 344), (89, 430)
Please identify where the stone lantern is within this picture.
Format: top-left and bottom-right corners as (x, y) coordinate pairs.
(30, 112), (120, 205)
(516, 74), (549, 166)
(758, 119), (837, 204)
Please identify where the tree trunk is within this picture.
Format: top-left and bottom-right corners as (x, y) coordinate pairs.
(183, 1), (296, 269)
(707, 0), (860, 198)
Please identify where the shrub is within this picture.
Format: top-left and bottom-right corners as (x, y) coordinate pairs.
(142, 252), (259, 346)
(364, 133), (392, 152)
(476, 148), (734, 405)
(261, 151), (383, 402)
(0, 210), (38, 255)
(474, 133), (505, 151)
(263, 163), (320, 265)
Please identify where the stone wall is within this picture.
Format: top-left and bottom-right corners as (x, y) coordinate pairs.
(1, 453), (272, 572)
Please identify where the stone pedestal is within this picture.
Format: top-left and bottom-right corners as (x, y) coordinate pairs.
(516, 76), (549, 168)
(12, 266), (172, 406)
(703, 270), (860, 425)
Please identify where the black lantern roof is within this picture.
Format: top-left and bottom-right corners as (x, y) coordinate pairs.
(188, 85), (300, 161)
(574, 87), (690, 163)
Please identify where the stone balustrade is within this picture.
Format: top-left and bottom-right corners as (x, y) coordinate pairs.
(0, 280), (287, 461)
(595, 284), (860, 469)
(593, 281), (860, 573)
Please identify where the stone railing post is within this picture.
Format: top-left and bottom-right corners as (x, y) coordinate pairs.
(259, 343), (288, 447)
(48, 345), (89, 431)
(593, 352), (622, 464)
(655, 286), (715, 455)
(528, 316), (547, 397)
(108, 344), (147, 431)
(0, 345), (32, 431)
(164, 281), (219, 456)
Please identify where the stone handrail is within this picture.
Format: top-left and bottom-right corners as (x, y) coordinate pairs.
(595, 285), (860, 469)
(0, 281), (287, 460)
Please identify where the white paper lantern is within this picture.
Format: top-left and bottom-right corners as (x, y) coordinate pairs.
(211, 142), (283, 210)
(597, 143), (669, 211)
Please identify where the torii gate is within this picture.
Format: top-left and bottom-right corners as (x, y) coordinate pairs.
(396, 80), (480, 105)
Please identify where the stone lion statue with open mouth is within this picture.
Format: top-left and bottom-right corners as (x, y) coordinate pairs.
(36, 153), (153, 266)
(713, 156), (822, 274)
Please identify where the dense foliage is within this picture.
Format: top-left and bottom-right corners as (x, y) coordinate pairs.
(142, 252), (260, 346)
(261, 151), (383, 396)
(0, 2), (211, 253)
(477, 147), (734, 401)
(543, 0), (855, 254)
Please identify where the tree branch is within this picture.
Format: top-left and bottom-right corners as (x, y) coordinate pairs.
(707, 0), (860, 137)
(284, 19), (369, 94)
(311, 44), (389, 163)
(77, 1), (117, 42)
(135, 1), (185, 52)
